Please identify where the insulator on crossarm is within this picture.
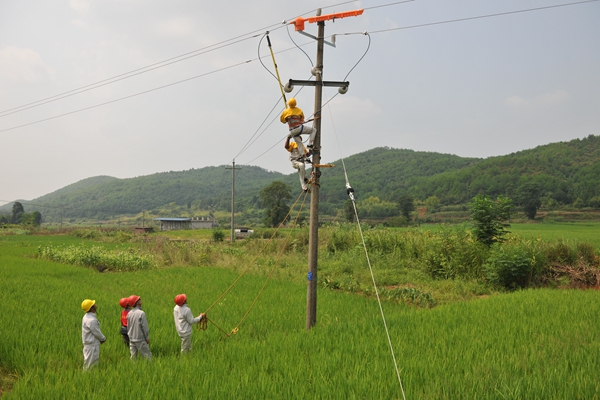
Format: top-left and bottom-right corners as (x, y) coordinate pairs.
(284, 82), (294, 93)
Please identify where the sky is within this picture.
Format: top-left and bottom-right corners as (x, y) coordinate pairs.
(1, 0), (599, 204)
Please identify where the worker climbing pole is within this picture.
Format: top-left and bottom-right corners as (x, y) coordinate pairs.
(284, 8), (364, 330)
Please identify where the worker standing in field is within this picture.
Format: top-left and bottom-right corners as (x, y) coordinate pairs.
(127, 295), (152, 360)
(119, 297), (133, 346)
(81, 299), (106, 370)
(173, 294), (205, 353)
(280, 97), (317, 151)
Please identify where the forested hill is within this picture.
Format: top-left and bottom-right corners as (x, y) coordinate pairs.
(11, 166), (284, 220)
(314, 147), (480, 207)
(408, 134), (600, 205)
(5, 135), (600, 219)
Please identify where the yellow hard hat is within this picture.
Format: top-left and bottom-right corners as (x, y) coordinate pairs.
(81, 299), (96, 312)
(288, 98), (297, 108)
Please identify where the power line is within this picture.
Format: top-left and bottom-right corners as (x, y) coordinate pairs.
(0, 59), (251, 133)
(3, 0), (593, 135)
(0, 35), (264, 119)
(0, 27), (283, 118)
(363, 0), (599, 35)
(364, 0), (414, 11)
(0, 0), (377, 118)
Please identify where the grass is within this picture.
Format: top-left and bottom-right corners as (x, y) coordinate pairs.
(1, 224), (600, 398)
(510, 222), (600, 249)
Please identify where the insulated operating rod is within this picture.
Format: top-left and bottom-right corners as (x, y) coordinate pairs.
(266, 34), (287, 108)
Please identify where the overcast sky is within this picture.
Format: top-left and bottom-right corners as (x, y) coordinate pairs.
(1, 0), (598, 204)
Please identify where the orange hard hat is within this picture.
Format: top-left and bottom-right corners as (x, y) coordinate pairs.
(174, 294), (187, 306)
(119, 297), (129, 308)
(128, 295), (141, 307)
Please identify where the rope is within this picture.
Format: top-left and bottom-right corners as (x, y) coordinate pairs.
(324, 99), (406, 399)
(199, 190), (308, 337)
(231, 191), (309, 333)
(204, 190), (305, 313)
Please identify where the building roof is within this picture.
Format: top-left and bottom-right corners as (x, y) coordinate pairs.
(154, 218), (190, 222)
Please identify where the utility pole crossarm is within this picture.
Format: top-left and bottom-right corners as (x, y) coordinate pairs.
(288, 79), (349, 88)
(291, 9), (364, 31)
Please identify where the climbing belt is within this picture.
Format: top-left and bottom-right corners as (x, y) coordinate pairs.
(198, 190), (309, 337)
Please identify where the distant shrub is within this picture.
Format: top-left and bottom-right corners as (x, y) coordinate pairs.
(71, 228), (100, 239)
(114, 230), (133, 243)
(212, 229), (225, 242)
(421, 225), (488, 280)
(484, 243), (535, 290)
(37, 244), (156, 271)
(546, 242), (576, 264)
(250, 228), (280, 239)
(576, 242), (598, 265)
(378, 286), (436, 308)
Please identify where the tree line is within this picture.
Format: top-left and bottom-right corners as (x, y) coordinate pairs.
(0, 202), (42, 226)
(3, 135), (599, 222)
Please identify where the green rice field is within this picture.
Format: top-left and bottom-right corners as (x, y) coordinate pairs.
(510, 222), (600, 249)
(1, 226), (600, 399)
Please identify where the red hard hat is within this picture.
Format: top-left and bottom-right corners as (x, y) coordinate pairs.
(174, 294), (187, 306)
(119, 297), (129, 308)
(128, 295), (141, 307)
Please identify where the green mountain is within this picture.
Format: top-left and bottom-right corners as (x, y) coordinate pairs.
(410, 134), (600, 205)
(4, 135), (600, 221)
(6, 166), (283, 221)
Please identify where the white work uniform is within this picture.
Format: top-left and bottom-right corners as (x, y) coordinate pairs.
(287, 142), (309, 191)
(173, 304), (204, 352)
(81, 312), (106, 370)
(127, 307), (152, 360)
(290, 125), (316, 150)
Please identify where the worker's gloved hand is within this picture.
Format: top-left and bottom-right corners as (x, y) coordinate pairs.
(287, 134), (292, 139)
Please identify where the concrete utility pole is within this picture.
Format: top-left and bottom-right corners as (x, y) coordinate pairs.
(226, 161), (241, 242)
(306, 18), (325, 330)
(286, 8), (363, 330)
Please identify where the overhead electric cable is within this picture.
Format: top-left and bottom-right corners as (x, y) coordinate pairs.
(0, 25), (283, 118)
(235, 78), (313, 163)
(363, 0), (414, 10)
(3, 0), (591, 134)
(286, 24), (314, 67)
(233, 96), (282, 161)
(361, 0), (600, 35)
(0, 0), (381, 118)
(258, 33), (280, 82)
(0, 43), (314, 134)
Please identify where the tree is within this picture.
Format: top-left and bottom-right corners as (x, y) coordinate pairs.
(11, 202), (24, 224)
(469, 194), (512, 246)
(259, 181), (292, 227)
(516, 183), (542, 220)
(397, 194), (415, 220)
(21, 211), (42, 227)
(424, 196), (441, 213)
